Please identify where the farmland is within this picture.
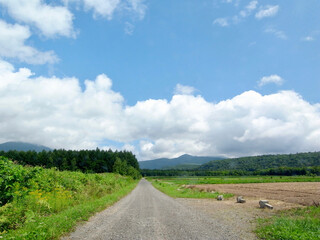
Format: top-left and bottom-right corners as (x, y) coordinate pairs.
(186, 182), (320, 206)
(150, 176), (320, 240)
(149, 175), (320, 184)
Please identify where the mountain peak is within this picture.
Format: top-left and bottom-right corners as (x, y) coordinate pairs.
(0, 141), (51, 152)
(139, 154), (225, 169)
(178, 154), (192, 158)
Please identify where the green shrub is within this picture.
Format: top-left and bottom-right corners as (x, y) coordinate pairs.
(0, 157), (137, 238)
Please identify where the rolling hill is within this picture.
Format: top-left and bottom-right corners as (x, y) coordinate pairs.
(139, 154), (225, 170)
(199, 152), (320, 171)
(0, 141), (51, 152)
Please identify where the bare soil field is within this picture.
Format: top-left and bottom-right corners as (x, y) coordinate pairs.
(186, 182), (320, 206)
(180, 182), (320, 239)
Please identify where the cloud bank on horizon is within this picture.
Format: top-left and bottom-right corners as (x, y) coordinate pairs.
(0, 60), (319, 160)
(0, 0), (319, 160)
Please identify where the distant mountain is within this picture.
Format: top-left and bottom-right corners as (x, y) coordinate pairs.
(0, 141), (51, 152)
(199, 152), (320, 171)
(139, 154), (225, 170)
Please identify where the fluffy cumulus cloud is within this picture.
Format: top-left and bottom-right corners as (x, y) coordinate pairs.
(0, 0), (147, 39)
(0, 59), (124, 149)
(258, 74), (284, 87)
(127, 91), (320, 159)
(0, 20), (58, 64)
(0, 0), (75, 38)
(0, 59), (319, 160)
(255, 5), (279, 19)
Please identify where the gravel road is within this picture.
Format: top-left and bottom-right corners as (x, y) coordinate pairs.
(63, 179), (240, 240)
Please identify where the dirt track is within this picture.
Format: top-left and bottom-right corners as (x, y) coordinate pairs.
(187, 182), (320, 206)
(63, 179), (240, 240)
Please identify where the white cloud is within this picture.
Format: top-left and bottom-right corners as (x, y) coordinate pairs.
(124, 22), (135, 35)
(0, 0), (75, 38)
(217, 1), (258, 26)
(302, 36), (315, 42)
(82, 0), (121, 19)
(0, 59), (124, 149)
(221, 0), (240, 6)
(67, 0), (147, 20)
(127, 0), (147, 20)
(255, 5), (279, 19)
(258, 74), (284, 87)
(174, 84), (196, 95)
(0, 60), (319, 160)
(126, 90), (320, 159)
(213, 18), (229, 27)
(0, 20), (58, 64)
(246, 1), (258, 11)
(265, 27), (287, 40)
(239, 0), (258, 18)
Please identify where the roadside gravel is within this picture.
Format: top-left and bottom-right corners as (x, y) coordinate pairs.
(63, 179), (240, 240)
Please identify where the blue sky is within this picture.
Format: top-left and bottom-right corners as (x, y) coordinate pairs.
(0, 0), (319, 160)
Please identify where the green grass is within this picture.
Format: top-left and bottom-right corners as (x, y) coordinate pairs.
(148, 175), (320, 185)
(150, 179), (233, 199)
(1, 182), (137, 240)
(256, 206), (320, 240)
(0, 157), (139, 239)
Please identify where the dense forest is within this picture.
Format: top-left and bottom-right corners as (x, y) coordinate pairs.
(142, 151), (320, 176)
(0, 149), (141, 179)
(141, 166), (320, 177)
(199, 152), (320, 171)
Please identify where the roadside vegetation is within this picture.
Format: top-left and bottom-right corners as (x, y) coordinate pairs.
(256, 206), (320, 240)
(0, 157), (139, 239)
(150, 179), (233, 199)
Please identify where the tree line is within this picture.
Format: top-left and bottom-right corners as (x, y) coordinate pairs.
(199, 151), (320, 171)
(141, 166), (320, 177)
(0, 149), (141, 179)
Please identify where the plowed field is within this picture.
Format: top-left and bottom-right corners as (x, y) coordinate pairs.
(187, 182), (320, 206)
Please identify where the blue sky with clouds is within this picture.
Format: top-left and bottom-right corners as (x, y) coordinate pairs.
(0, 0), (319, 160)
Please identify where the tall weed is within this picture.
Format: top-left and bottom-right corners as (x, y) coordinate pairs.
(0, 157), (137, 238)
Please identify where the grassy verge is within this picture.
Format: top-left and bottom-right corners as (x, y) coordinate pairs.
(150, 179), (233, 199)
(0, 157), (138, 239)
(2, 182), (137, 240)
(256, 206), (320, 240)
(148, 175), (320, 185)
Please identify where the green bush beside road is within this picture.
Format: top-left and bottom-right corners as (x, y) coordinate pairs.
(0, 156), (138, 239)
